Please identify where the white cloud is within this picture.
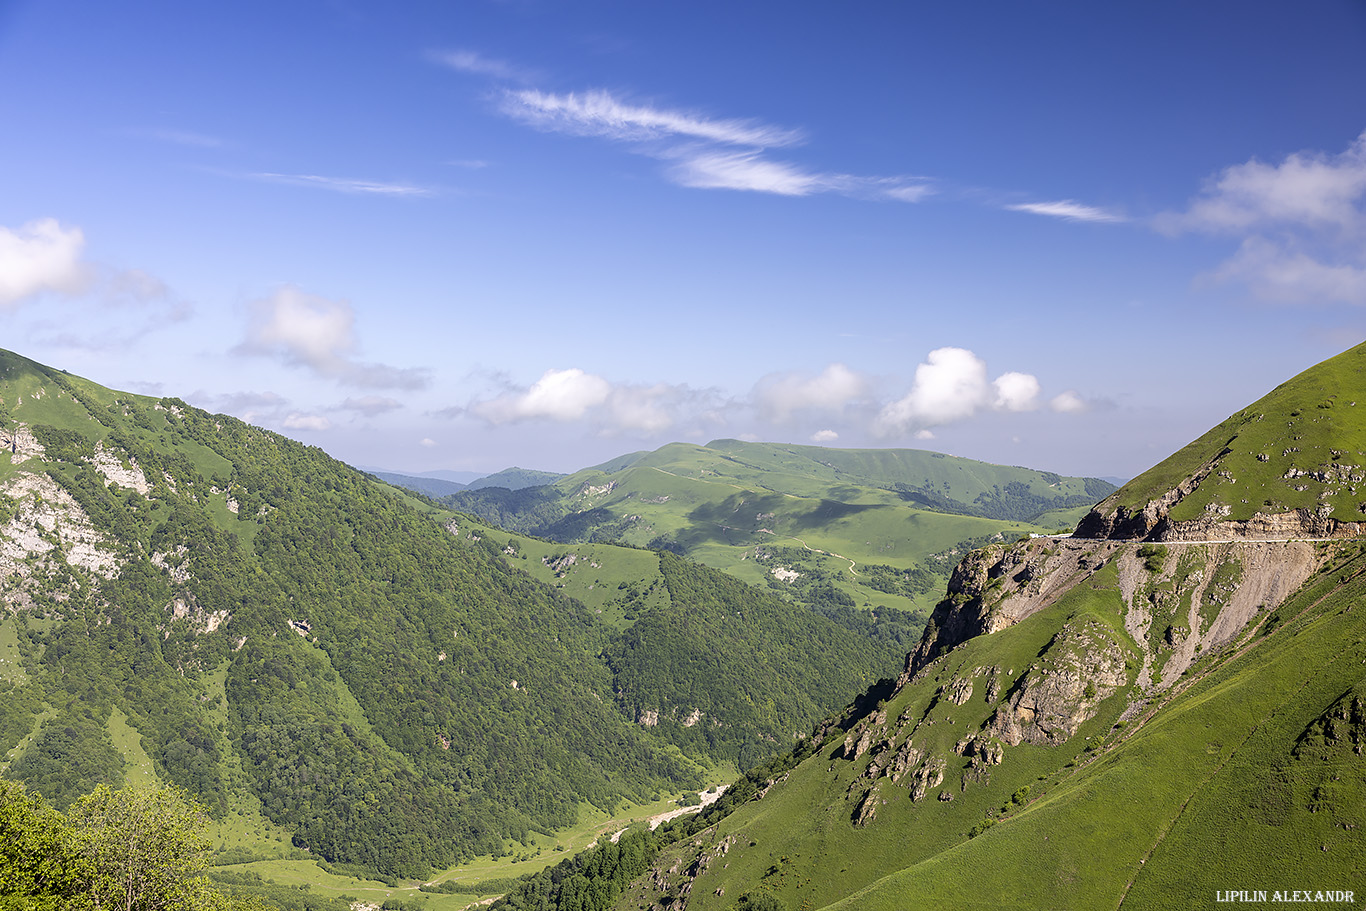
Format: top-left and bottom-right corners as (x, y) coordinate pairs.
(463, 368), (720, 436)
(338, 395), (403, 416)
(669, 151), (826, 196)
(248, 173), (432, 197)
(884, 184), (936, 203)
(193, 390), (290, 426)
(914, 429), (936, 440)
(1173, 131), (1366, 233)
(420, 437), (437, 447)
(0, 219), (89, 308)
(1006, 200), (1124, 223)
(502, 88), (803, 147)
(432, 49), (526, 82)
(1050, 391), (1088, 414)
(282, 413), (331, 431)
(1168, 131), (1366, 305)
(237, 286), (430, 390)
(1209, 236), (1366, 305)
(877, 348), (1042, 435)
(811, 429), (839, 443)
(604, 383), (680, 434)
(993, 372), (1041, 411)
(754, 363), (871, 421)
(879, 347), (989, 430)
(491, 86), (931, 203)
(472, 368), (612, 424)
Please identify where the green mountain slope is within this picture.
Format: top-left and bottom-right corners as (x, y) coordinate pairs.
(444, 440), (1114, 627)
(483, 342), (1366, 911)
(1080, 340), (1366, 540)
(0, 348), (901, 881)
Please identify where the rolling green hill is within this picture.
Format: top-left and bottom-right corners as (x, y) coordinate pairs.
(444, 440), (1115, 628)
(484, 341), (1366, 911)
(0, 348), (902, 885)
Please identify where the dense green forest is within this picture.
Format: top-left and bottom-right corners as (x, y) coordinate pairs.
(0, 348), (905, 880)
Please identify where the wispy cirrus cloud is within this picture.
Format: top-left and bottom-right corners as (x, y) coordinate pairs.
(247, 172), (433, 197)
(427, 50), (936, 203)
(498, 87), (932, 201)
(133, 127), (224, 148)
(431, 49), (531, 83)
(1006, 199), (1125, 223)
(502, 88), (804, 148)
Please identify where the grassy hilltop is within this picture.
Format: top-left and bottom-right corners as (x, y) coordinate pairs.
(445, 438), (1114, 628)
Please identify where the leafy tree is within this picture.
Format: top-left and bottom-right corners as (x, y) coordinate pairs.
(67, 785), (222, 911)
(0, 780), (85, 907)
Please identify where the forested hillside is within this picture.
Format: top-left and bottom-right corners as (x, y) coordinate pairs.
(0, 348), (900, 881)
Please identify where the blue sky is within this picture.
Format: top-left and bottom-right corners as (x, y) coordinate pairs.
(2, 1), (1365, 479)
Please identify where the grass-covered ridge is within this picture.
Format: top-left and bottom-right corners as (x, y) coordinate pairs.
(444, 438), (1114, 627)
(1098, 339), (1366, 527)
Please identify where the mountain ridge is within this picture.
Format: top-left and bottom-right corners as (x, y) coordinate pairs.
(491, 341), (1366, 911)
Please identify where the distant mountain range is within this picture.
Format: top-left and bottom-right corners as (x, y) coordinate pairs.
(362, 466), (567, 497)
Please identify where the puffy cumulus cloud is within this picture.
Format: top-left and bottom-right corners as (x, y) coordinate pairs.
(0, 219), (89, 308)
(1050, 391), (1089, 414)
(0, 219), (190, 351)
(282, 413), (331, 432)
(237, 286), (430, 390)
(463, 368), (716, 437)
(1172, 131), (1366, 234)
(753, 363), (871, 422)
(811, 429), (839, 443)
(993, 372), (1041, 411)
(1166, 131), (1366, 305)
(876, 348), (1042, 435)
(472, 368), (612, 424)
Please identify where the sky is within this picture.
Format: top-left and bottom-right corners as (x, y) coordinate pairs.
(2, 1), (1365, 480)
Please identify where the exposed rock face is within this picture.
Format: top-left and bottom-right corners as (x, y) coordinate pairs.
(1077, 451), (1366, 542)
(907, 756), (946, 802)
(985, 622), (1127, 746)
(1075, 459), (1219, 540)
(908, 538), (1122, 678)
